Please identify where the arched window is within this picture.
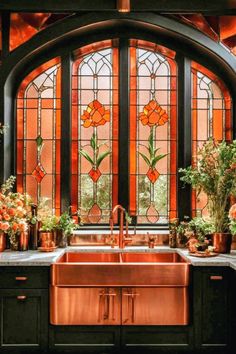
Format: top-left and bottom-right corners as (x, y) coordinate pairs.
(15, 40), (232, 226)
(191, 61), (232, 216)
(16, 58), (61, 214)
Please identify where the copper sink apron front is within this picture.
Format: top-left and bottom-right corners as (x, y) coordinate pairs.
(50, 252), (190, 326)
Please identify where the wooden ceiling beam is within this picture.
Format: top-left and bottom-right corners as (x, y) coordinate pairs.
(0, 0), (235, 14)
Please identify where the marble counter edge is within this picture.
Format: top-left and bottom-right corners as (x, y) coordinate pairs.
(0, 246), (235, 269)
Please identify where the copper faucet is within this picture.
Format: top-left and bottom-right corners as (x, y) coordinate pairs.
(109, 204), (132, 248)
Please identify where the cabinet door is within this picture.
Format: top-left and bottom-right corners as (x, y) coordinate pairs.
(121, 287), (189, 325)
(50, 286), (121, 325)
(194, 267), (229, 348)
(0, 289), (48, 350)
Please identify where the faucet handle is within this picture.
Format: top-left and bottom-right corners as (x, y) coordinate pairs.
(148, 234), (156, 248)
(109, 217), (114, 231)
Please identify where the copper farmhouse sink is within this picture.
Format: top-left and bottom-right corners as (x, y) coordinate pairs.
(51, 251), (190, 326)
(51, 252), (190, 287)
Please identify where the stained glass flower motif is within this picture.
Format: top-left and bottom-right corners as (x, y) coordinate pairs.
(81, 99), (110, 128)
(139, 99), (168, 127)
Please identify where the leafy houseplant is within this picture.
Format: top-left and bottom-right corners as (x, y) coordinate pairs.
(40, 215), (58, 232)
(57, 211), (80, 248)
(188, 217), (214, 243)
(179, 139), (236, 233)
(39, 215), (58, 248)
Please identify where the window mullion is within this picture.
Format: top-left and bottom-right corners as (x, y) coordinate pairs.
(176, 55), (192, 219)
(61, 53), (72, 212)
(118, 38), (130, 211)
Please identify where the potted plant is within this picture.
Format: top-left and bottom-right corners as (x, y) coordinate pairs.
(57, 211), (80, 248)
(179, 139), (236, 253)
(39, 214), (58, 248)
(188, 217), (214, 252)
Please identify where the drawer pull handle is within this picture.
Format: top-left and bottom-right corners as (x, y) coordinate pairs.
(17, 296), (26, 300)
(210, 275), (223, 280)
(15, 276), (28, 281)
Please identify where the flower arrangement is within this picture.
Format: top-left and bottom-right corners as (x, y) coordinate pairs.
(179, 139), (236, 233)
(0, 176), (31, 248)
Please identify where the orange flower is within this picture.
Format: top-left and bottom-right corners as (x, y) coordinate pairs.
(3, 214), (10, 221)
(139, 100), (168, 127)
(0, 222), (10, 231)
(16, 200), (23, 207)
(229, 203), (236, 219)
(81, 100), (110, 128)
(8, 208), (16, 216)
(12, 222), (19, 232)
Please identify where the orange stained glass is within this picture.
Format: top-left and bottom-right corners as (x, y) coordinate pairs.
(71, 40), (119, 224)
(129, 40), (177, 224)
(191, 61), (232, 217)
(16, 59), (61, 215)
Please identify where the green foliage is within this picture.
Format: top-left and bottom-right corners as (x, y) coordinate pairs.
(40, 215), (58, 232)
(79, 131), (110, 169)
(139, 129), (167, 169)
(188, 217), (214, 242)
(0, 175), (16, 194)
(138, 175), (167, 221)
(0, 123), (8, 135)
(229, 219), (236, 235)
(179, 139), (236, 232)
(57, 211), (80, 235)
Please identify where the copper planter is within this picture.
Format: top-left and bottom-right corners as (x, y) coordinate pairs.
(212, 233), (232, 253)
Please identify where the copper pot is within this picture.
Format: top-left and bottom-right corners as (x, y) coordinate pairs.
(212, 233), (232, 254)
(0, 232), (6, 252)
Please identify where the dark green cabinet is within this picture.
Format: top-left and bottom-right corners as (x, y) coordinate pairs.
(0, 266), (49, 353)
(0, 264), (235, 353)
(193, 267), (232, 353)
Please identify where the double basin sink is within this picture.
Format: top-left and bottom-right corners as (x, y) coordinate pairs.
(51, 251), (190, 287)
(51, 251), (190, 325)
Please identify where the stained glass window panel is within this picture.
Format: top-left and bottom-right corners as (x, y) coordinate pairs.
(129, 40), (177, 224)
(71, 41), (118, 224)
(16, 58), (61, 214)
(191, 61), (232, 217)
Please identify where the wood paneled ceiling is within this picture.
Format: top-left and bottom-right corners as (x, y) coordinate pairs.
(0, 0), (236, 55)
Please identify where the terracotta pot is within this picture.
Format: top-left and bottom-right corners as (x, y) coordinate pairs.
(0, 232), (6, 252)
(212, 233), (232, 254)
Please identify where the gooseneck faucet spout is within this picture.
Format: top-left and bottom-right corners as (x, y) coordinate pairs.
(110, 204), (130, 248)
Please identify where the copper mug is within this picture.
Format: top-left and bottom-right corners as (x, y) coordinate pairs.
(0, 232), (6, 252)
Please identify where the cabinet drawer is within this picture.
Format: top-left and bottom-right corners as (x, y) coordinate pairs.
(0, 266), (49, 289)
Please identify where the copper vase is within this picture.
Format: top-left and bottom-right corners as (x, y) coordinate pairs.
(0, 232), (6, 252)
(19, 231), (29, 251)
(212, 233), (232, 254)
